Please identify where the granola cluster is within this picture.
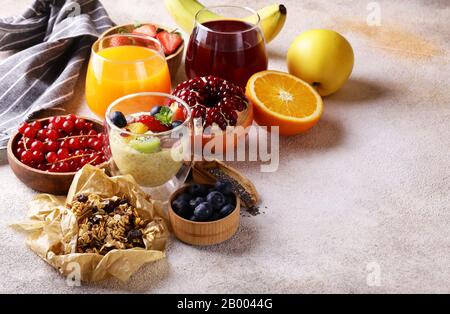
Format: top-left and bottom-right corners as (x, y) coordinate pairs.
(68, 193), (148, 255)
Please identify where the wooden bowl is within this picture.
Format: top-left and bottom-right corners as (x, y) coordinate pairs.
(101, 24), (185, 78)
(168, 184), (240, 246)
(7, 116), (103, 195)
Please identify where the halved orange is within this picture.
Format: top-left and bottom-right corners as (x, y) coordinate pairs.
(246, 70), (323, 136)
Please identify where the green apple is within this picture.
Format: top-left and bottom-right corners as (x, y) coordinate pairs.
(287, 29), (354, 96)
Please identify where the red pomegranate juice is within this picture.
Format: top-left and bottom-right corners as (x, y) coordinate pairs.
(185, 20), (268, 88)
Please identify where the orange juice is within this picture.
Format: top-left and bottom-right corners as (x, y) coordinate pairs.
(86, 45), (171, 117)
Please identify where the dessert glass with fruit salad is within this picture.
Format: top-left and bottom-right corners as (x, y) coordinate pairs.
(105, 92), (192, 200)
(86, 34), (171, 118)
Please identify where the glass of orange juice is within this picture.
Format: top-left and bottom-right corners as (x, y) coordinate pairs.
(85, 34), (171, 117)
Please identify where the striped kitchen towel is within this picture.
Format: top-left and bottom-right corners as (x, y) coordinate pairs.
(0, 0), (114, 147)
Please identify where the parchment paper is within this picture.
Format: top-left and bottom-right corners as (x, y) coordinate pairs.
(12, 165), (169, 282)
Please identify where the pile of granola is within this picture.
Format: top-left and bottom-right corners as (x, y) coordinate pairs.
(68, 193), (148, 255)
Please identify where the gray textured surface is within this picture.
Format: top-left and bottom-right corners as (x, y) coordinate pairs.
(0, 0), (449, 293)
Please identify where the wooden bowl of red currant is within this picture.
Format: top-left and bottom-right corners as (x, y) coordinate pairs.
(7, 114), (106, 195)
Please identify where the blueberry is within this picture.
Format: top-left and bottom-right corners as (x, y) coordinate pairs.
(110, 111), (127, 128)
(172, 199), (188, 214)
(189, 196), (205, 209)
(172, 196), (193, 219)
(219, 204), (235, 218)
(176, 193), (191, 203)
(171, 120), (183, 128)
(215, 181), (233, 195)
(207, 191), (226, 211)
(189, 184), (208, 196)
(150, 106), (162, 116)
(194, 202), (213, 221)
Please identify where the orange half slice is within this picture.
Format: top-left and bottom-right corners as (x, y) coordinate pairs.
(246, 70), (323, 136)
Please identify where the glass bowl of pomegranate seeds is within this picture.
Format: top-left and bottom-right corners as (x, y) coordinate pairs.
(7, 114), (106, 194)
(172, 76), (254, 154)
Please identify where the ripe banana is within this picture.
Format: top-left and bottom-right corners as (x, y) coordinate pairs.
(164, 0), (287, 44)
(253, 4), (287, 44)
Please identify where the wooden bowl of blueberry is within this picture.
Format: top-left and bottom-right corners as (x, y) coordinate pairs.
(168, 181), (240, 246)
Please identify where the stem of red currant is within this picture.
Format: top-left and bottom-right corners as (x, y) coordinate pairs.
(56, 134), (98, 141)
(46, 154), (91, 165)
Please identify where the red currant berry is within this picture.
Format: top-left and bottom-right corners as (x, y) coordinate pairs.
(68, 160), (79, 172)
(17, 140), (25, 149)
(79, 157), (89, 167)
(16, 147), (25, 157)
(23, 127), (37, 138)
(87, 138), (96, 148)
(46, 129), (59, 141)
(53, 116), (63, 128)
(43, 140), (58, 152)
(46, 152), (58, 163)
(30, 121), (42, 129)
(31, 150), (44, 163)
(67, 114), (77, 121)
(62, 120), (74, 133)
(96, 133), (104, 141)
(18, 122), (29, 135)
(87, 129), (97, 136)
(60, 139), (70, 149)
(74, 118), (86, 130)
(20, 150), (33, 165)
(49, 163), (58, 172)
(30, 140), (44, 152)
(68, 138), (81, 150)
(57, 148), (70, 160)
(36, 163), (48, 171)
(91, 140), (102, 151)
(84, 122), (94, 131)
(57, 161), (70, 172)
(36, 129), (47, 141)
